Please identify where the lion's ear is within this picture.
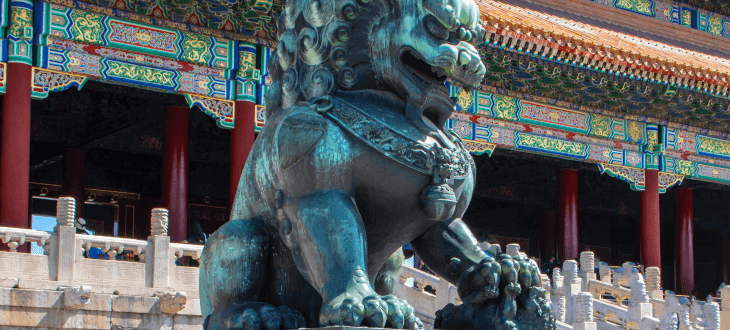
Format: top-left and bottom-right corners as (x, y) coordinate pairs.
(276, 110), (329, 171)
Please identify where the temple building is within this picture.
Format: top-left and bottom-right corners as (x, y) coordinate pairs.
(2, 0), (730, 306)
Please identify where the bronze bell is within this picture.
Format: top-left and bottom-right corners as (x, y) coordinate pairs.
(420, 182), (457, 221)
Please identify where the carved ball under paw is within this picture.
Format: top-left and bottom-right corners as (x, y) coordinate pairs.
(515, 288), (555, 330)
(435, 303), (476, 330)
(437, 254), (556, 330)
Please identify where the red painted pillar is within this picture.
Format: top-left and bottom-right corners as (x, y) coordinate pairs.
(540, 211), (557, 262)
(162, 106), (189, 243)
(640, 169), (661, 268)
(62, 149), (86, 219)
(229, 100), (256, 212)
(558, 169), (578, 262)
(0, 63), (32, 229)
(675, 188), (694, 295)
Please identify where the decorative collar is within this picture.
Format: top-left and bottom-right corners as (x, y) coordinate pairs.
(317, 96), (473, 179)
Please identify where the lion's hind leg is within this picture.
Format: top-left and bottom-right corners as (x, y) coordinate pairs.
(200, 218), (306, 330)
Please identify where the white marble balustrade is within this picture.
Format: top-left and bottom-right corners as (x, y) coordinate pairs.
(551, 251), (725, 330)
(0, 197), (205, 329)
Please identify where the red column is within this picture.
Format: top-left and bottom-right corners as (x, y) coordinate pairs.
(540, 211), (557, 262)
(558, 168), (578, 262)
(162, 106), (189, 243)
(62, 149), (86, 219)
(229, 100), (256, 211)
(0, 63), (32, 229)
(675, 188), (694, 295)
(640, 169), (661, 268)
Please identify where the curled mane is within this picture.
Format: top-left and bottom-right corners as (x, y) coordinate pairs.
(264, 0), (394, 119)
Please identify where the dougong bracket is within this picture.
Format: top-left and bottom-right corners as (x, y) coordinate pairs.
(658, 172), (684, 193)
(463, 140), (496, 156)
(184, 94), (235, 129)
(599, 163), (646, 191)
(598, 163), (685, 193)
(31, 67), (88, 100)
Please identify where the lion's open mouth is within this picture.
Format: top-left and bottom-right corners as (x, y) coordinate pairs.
(401, 50), (448, 85)
(400, 49), (457, 134)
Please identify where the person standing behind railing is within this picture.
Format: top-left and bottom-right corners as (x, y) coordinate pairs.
(75, 218), (109, 260)
(542, 255), (556, 278)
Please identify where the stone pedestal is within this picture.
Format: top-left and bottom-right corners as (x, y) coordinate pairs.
(145, 235), (172, 288)
(630, 302), (653, 321)
(573, 323), (597, 330)
(565, 283), (582, 324)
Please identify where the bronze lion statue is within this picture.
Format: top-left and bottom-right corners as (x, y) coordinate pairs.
(199, 0), (555, 327)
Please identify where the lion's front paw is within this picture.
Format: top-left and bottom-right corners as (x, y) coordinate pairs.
(207, 302), (306, 330)
(319, 293), (424, 329)
(381, 295), (424, 330)
(456, 256), (501, 306)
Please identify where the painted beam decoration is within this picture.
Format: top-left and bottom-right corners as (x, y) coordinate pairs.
(448, 86), (647, 167)
(35, 4), (236, 71)
(23, 2), (277, 129)
(590, 0), (729, 39)
(34, 3), (236, 98)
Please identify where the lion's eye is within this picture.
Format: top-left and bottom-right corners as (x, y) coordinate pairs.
(425, 17), (450, 41)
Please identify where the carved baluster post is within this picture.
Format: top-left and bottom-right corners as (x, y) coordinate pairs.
(629, 271), (652, 322)
(598, 261), (612, 283)
(660, 292), (681, 330)
(580, 251), (596, 291)
(645, 267), (662, 300)
(50, 197), (77, 282)
(146, 208), (171, 289)
(703, 297), (720, 330)
(564, 260), (582, 324)
(573, 292), (596, 330)
(720, 284), (730, 311)
(678, 297), (692, 330)
(552, 267), (566, 323)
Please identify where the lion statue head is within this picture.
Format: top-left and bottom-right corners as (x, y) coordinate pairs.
(265, 0), (486, 135)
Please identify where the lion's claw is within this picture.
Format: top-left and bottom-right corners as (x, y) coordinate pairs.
(321, 293), (422, 329)
(363, 295), (388, 327)
(339, 297), (365, 326)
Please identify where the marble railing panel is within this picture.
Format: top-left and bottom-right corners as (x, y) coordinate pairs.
(75, 258), (146, 287)
(594, 295), (631, 327)
(172, 266), (200, 294)
(0, 252), (49, 280)
(589, 279), (632, 305)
